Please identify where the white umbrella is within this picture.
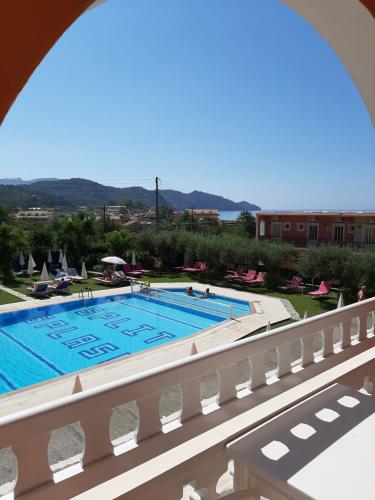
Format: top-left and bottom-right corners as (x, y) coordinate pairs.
(266, 320), (271, 331)
(131, 251), (136, 270)
(58, 249), (64, 265)
(62, 254), (68, 272)
(19, 251), (25, 267)
(27, 253), (36, 276)
(101, 256), (126, 265)
(81, 262), (88, 280)
(337, 292), (344, 309)
(40, 262), (49, 281)
(47, 250), (53, 264)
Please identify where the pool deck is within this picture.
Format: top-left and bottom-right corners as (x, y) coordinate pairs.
(0, 283), (290, 416)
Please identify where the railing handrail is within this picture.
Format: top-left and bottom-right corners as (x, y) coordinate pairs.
(0, 297), (374, 446)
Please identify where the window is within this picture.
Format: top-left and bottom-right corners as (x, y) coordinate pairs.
(297, 223), (305, 232)
(259, 220), (265, 237)
(348, 224), (355, 234)
(282, 222), (291, 231)
(364, 226), (375, 245)
(271, 222), (282, 238)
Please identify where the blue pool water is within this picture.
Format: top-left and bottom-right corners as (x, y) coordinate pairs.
(0, 291), (250, 395)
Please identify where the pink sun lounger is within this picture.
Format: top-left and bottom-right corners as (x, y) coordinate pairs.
(235, 269), (257, 283)
(247, 271), (266, 286)
(308, 281), (331, 297)
(278, 275), (302, 292)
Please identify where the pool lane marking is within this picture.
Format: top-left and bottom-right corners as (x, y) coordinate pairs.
(117, 301), (206, 330)
(0, 373), (16, 391)
(0, 328), (64, 376)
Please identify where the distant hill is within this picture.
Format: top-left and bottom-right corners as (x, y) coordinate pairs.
(0, 177), (58, 185)
(161, 189), (259, 211)
(0, 184), (71, 208)
(0, 177), (261, 211)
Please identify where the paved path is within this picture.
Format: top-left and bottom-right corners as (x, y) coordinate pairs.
(0, 285), (30, 301)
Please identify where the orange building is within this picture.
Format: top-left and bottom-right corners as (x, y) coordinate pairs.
(256, 211), (375, 249)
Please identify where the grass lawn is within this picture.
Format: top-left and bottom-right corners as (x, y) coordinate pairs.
(0, 290), (25, 305)
(4, 276), (113, 298)
(2, 270), (338, 318)
(191, 273), (338, 318)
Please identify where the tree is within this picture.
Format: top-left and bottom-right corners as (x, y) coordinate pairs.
(236, 211), (256, 238)
(55, 213), (98, 266)
(0, 223), (27, 282)
(28, 224), (55, 268)
(106, 230), (134, 258)
(0, 204), (9, 224)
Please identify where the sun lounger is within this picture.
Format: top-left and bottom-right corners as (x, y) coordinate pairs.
(27, 282), (50, 298)
(123, 264), (143, 277)
(235, 270), (257, 283)
(135, 262), (152, 274)
(182, 261), (207, 273)
(247, 271), (266, 286)
(308, 281), (331, 298)
(48, 279), (71, 294)
(278, 275), (302, 292)
(53, 270), (72, 282)
(67, 268), (85, 283)
(94, 271), (130, 287)
(224, 268), (244, 280)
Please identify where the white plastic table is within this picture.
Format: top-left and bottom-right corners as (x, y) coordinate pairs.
(227, 384), (375, 499)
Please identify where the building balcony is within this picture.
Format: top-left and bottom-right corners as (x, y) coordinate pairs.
(0, 298), (374, 498)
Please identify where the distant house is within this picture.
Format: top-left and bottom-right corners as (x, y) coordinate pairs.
(188, 208), (219, 220)
(15, 208), (55, 224)
(107, 205), (126, 215)
(256, 211), (375, 250)
(173, 208), (220, 223)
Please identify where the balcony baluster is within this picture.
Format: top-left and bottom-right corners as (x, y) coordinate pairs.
(13, 432), (52, 496)
(359, 314), (369, 341)
(218, 363), (238, 405)
(342, 320), (352, 348)
(136, 391), (162, 442)
(81, 410), (113, 466)
(323, 327), (335, 358)
(302, 333), (316, 366)
(250, 353), (267, 389)
(180, 377), (203, 422)
(277, 343), (291, 377)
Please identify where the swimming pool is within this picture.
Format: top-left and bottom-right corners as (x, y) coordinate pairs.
(0, 290), (250, 395)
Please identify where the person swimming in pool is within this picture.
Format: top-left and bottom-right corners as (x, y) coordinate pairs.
(187, 286), (194, 296)
(203, 288), (215, 298)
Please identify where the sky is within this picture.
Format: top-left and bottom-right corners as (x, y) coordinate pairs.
(0, 0), (374, 210)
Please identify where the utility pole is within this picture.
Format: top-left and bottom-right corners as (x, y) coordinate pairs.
(155, 176), (159, 233)
(103, 203), (106, 237)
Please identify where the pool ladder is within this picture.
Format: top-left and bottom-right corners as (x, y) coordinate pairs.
(79, 287), (93, 300)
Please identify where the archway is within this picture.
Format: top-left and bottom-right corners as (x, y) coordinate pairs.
(0, 0), (374, 126)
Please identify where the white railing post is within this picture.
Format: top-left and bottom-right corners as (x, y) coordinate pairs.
(302, 334), (316, 366)
(250, 353), (266, 389)
(342, 320), (352, 348)
(277, 343), (291, 377)
(81, 410), (113, 466)
(137, 392), (162, 442)
(359, 314), (368, 341)
(13, 433), (52, 496)
(323, 327), (335, 357)
(218, 363), (238, 405)
(181, 377), (203, 421)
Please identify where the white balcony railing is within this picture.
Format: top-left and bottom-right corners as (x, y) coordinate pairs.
(0, 298), (374, 499)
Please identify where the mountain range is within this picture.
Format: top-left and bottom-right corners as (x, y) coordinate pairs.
(0, 178), (260, 212)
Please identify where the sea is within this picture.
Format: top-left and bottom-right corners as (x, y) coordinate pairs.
(219, 209), (375, 221)
(219, 210), (258, 221)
